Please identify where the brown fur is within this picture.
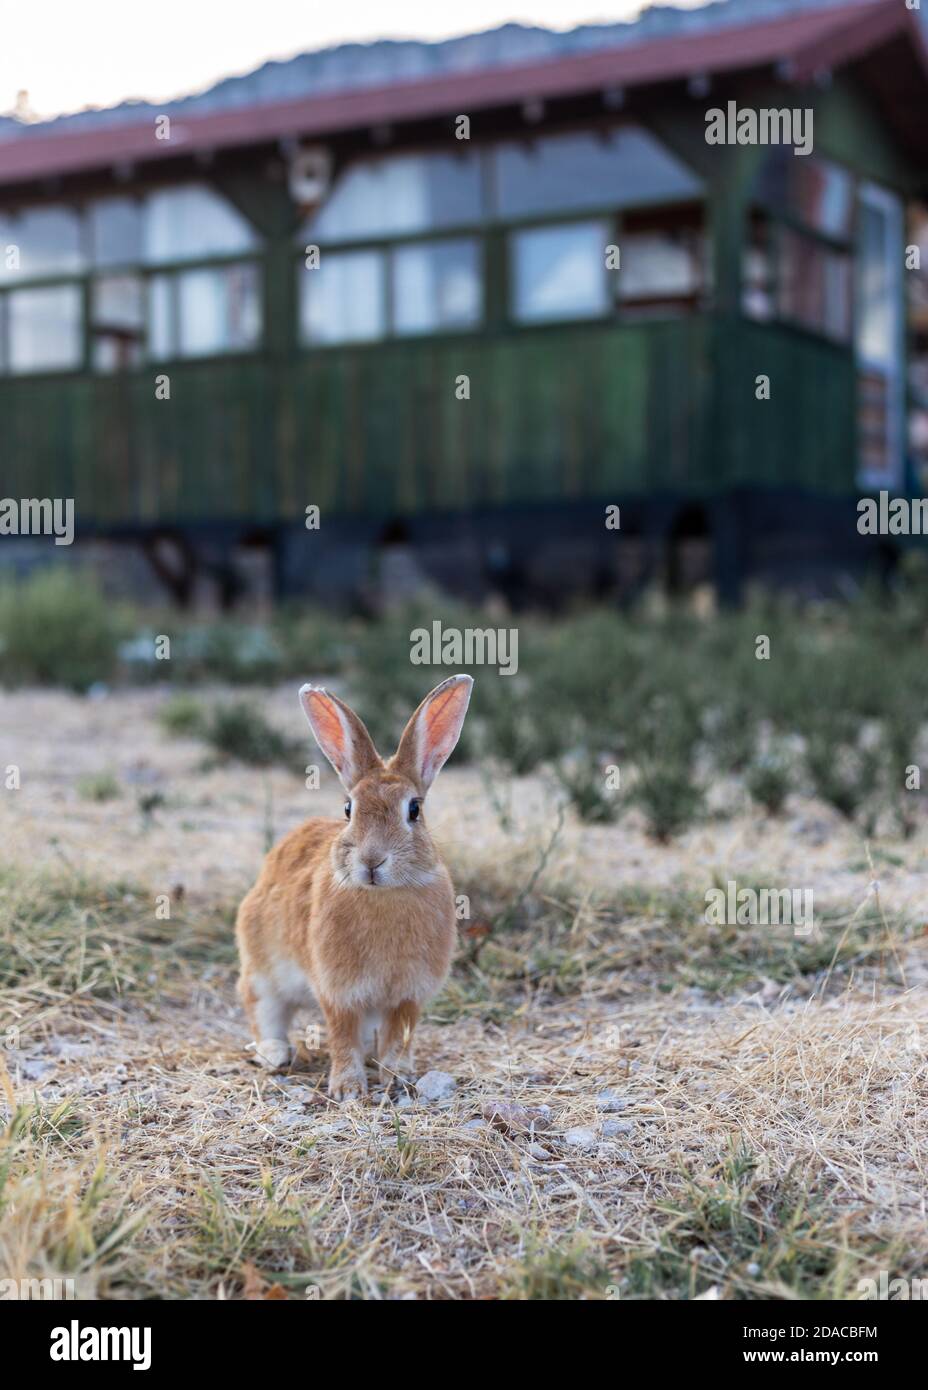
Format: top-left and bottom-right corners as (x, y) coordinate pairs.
(235, 675), (472, 1099)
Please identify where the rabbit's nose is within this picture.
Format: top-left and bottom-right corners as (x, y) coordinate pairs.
(361, 855), (387, 884)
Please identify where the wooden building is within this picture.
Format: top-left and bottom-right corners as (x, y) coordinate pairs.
(1, 0), (926, 604)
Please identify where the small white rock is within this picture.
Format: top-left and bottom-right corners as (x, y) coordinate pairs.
(415, 1070), (457, 1102)
(19, 1058), (53, 1081)
(596, 1090), (630, 1114)
(562, 1126), (598, 1150)
(601, 1118), (634, 1137)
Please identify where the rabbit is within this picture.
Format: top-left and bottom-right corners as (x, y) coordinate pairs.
(235, 673), (473, 1099)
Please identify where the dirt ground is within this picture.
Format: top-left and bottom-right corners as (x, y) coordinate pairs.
(3, 684), (927, 911)
(1, 686), (926, 1299)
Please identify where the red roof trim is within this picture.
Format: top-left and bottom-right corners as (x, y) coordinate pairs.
(790, 0), (928, 82)
(0, 0), (918, 189)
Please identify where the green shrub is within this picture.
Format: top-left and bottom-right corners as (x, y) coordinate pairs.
(745, 749), (794, 816)
(633, 759), (704, 842)
(202, 701), (299, 769)
(554, 750), (621, 824)
(0, 569), (127, 691)
(157, 693), (207, 737)
(76, 772), (121, 803)
(802, 721), (883, 831)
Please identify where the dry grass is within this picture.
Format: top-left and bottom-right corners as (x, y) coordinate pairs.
(1, 689), (927, 1299)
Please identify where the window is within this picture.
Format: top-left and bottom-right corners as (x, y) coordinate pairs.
(742, 215), (775, 321)
(9, 206), (84, 279)
(0, 215), (14, 284)
(0, 207), (85, 372)
(149, 275), (174, 361)
(743, 156), (855, 345)
(89, 197), (144, 268)
(0, 183), (263, 373)
(618, 216), (705, 310)
(91, 275), (144, 371)
(511, 220), (609, 323)
(754, 150), (854, 240)
(305, 153), (484, 243)
(6, 285), (82, 373)
(150, 263), (261, 359)
(496, 129), (704, 219)
(297, 128), (706, 343)
(779, 228), (851, 342)
(855, 184), (904, 487)
(144, 185), (258, 264)
(392, 239), (481, 335)
(300, 250), (385, 344)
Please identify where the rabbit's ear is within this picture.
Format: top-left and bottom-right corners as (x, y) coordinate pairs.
(393, 674), (473, 793)
(299, 685), (381, 791)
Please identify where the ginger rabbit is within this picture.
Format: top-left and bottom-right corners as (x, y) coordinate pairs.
(236, 674), (472, 1099)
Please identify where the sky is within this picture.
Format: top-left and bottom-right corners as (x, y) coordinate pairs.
(0, 0), (711, 119)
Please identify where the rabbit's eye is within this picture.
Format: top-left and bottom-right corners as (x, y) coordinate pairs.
(408, 799), (420, 822)
(344, 800), (351, 819)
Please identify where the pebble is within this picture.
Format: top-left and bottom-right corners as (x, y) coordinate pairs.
(562, 1126), (598, 1150)
(482, 1101), (552, 1133)
(596, 1090), (630, 1113)
(415, 1070), (457, 1102)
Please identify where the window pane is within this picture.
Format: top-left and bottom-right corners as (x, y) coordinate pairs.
(90, 197), (144, 267)
(619, 230), (702, 302)
(793, 159), (853, 240)
(92, 275), (144, 371)
(496, 128), (703, 219)
(511, 221), (608, 323)
(177, 264), (261, 357)
(306, 153), (484, 242)
(392, 239), (481, 335)
(742, 217), (775, 321)
(7, 285), (82, 372)
(145, 185), (259, 264)
(7, 206), (84, 280)
(0, 216), (17, 284)
(856, 200), (895, 366)
(148, 275), (174, 359)
(779, 229), (850, 342)
(300, 250), (385, 343)
(755, 151), (854, 241)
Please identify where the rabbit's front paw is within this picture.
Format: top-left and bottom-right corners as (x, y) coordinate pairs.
(328, 1068), (367, 1101)
(377, 1059), (415, 1095)
(254, 1038), (292, 1070)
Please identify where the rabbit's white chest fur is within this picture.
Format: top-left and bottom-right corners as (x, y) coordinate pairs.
(311, 949), (444, 1013)
(268, 947), (442, 1015)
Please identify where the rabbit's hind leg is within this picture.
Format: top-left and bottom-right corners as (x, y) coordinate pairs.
(239, 970), (295, 1070)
